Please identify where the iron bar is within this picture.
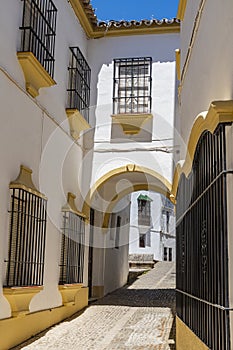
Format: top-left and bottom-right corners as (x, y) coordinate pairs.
(67, 47), (91, 122)
(19, 0), (57, 78)
(59, 211), (85, 284)
(113, 57), (152, 115)
(176, 125), (231, 349)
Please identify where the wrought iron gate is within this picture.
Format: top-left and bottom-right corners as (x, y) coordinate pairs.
(176, 124), (231, 349)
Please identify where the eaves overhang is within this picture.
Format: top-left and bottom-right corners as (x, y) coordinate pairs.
(69, 0), (180, 38)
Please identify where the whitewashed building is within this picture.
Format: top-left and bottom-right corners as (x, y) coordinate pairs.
(0, 1), (179, 348)
(129, 191), (175, 263)
(174, 0), (233, 349)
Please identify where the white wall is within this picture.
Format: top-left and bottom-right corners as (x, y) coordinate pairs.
(88, 33), (180, 187)
(0, 0), (91, 319)
(91, 196), (131, 296)
(178, 0), (233, 155)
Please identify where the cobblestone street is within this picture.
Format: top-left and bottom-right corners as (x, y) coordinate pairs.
(15, 262), (176, 350)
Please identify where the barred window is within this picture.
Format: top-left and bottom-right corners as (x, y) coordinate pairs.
(67, 47), (91, 122)
(138, 197), (151, 226)
(59, 211), (85, 284)
(5, 188), (47, 287)
(113, 57), (152, 114)
(20, 0), (57, 77)
(161, 209), (170, 233)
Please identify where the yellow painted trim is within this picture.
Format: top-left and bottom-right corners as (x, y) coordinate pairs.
(69, 0), (95, 38)
(0, 287), (88, 350)
(17, 52), (56, 98)
(3, 286), (43, 317)
(93, 25), (180, 38)
(102, 183), (171, 229)
(58, 283), (83, 306)
(177, 0), (187, 20)
(69, 1), (180, 38)
(9, 165), (47, 199)
(171, 100), (233, 200)
(66, 109), (91, 140)
(112, 113), (153, 135)
(92, 285), (104, 298)
(82, 164), (172, 217)
(62, 192), (87, 219)
(176, 316), (209, 350)
(175, 49), (181, 81)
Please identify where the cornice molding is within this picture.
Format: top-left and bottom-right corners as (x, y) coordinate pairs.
(69, 0), (180, 38)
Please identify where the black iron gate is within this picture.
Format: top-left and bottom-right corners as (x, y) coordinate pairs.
(176, 124), (231, 349)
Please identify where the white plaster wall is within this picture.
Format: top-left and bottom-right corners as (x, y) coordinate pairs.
(0, 1), (91, 318)
(178, 0), (233, 154)
(91, 196), (130, 295)
(104, 197), (131, 295)
(0, 0), (89, 127)
(87, 33), (180, 186)
(180, 0), (201, 70)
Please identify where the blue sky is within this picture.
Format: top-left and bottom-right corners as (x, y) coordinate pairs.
(91, 0), (179, 22)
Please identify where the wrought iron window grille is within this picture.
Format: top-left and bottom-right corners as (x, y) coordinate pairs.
(19, 0), (57, 78)
(113, 57), (152, 115)
(5, 188), (47, 287)
(59, 211), (85, 284)
(67, 47), (91, 122)
(138, 199), (151, 226)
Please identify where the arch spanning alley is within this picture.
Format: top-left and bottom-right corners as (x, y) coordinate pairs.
(82, 164), (172, 227)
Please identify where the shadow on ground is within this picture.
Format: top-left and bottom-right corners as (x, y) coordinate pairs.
(94, 288), (176, 315)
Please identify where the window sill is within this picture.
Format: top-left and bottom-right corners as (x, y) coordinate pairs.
(17, 52), (56, 98)
(58, 284), (83, 306)
(111, 113), (153, 135)
(3, 286), (43, 317)
(66, 109), (91, 139)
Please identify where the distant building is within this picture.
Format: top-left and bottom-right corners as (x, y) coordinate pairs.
(129, 191), (175, 265)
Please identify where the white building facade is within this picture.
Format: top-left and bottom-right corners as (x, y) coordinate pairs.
(0, 1), (180, 348)
(174, 0), (233, 349)
(129, 191), (175, 262)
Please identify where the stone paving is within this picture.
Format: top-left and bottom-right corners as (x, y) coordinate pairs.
(14, 262), (176, 350)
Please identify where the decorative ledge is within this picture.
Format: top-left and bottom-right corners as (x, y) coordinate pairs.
(62, 192), (87, 219)
(17, 52), (56, 98)
(3, 286), (43, 317)
(66, 109), (91, 140)
(9, 165), (47, 199)
(112, 113), (153, 135)
(58, 284), (83, 306)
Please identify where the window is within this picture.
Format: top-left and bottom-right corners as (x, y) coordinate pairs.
(164, 247), (168, 261)
(20, 0), (57, 77)
(113, 57), (152, 114)
(115, 216), (121, 249)
(161, 209), (170, 233)
(169, 248), (172, 261)
(5, 188), (47, 287)
(139, 234), (146, 248)
(164, 247), (172, 261)
(59, 211), (85, 284)
(67, 47), (91, 122)
(138, 195), (152, 226)
(139, 231), (151, 248)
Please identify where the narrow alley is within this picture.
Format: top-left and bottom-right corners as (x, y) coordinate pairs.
(14, 262), (175, 350)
